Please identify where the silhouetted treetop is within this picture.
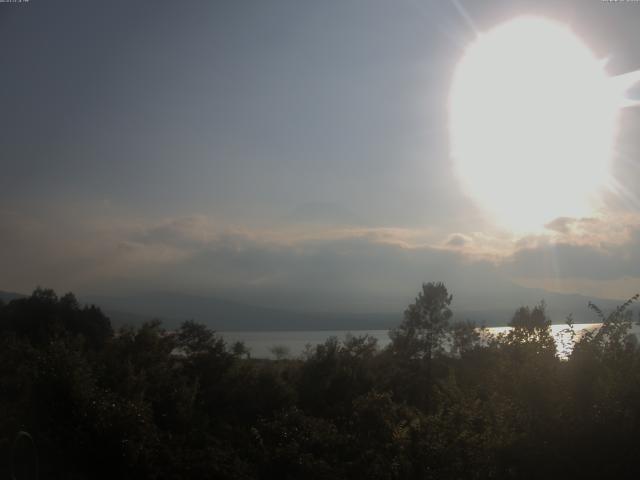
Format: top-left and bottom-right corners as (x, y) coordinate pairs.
(390, 281), (453, 360)
(0, 287), (112, 348)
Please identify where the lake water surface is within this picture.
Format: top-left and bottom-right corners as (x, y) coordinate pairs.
(222, 322), (640, 359)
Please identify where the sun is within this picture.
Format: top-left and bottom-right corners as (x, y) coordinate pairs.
(449, 16), (623, 232)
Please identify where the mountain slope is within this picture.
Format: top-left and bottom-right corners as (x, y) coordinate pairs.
(2, 286), (629, 331)
(85, 292), (398, 331)
(0, 290), (25, 303)
(87, 286), (626, 331)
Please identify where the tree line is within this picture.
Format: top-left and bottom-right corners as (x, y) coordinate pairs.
(1, 283), (640, 479)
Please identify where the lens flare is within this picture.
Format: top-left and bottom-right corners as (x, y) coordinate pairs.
(449, 16), (637, 232)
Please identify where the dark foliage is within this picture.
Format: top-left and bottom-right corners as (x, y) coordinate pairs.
(2, 284), (640, 479)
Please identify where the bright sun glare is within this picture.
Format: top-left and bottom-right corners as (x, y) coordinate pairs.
(450, 16), (625, 232)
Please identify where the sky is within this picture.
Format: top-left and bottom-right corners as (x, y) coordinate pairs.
(3, 0), (640, 315)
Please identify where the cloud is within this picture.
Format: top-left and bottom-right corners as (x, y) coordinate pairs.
(504, 214), (640, 281)
(544, 217), (575, 234)
(506, 243), (622, 280)
(281, 202), (365, 226)
(0, 210), (191, 294)
(0, 210), (503, 311)
(135, 214), (216, 247)
(497, 214), (640, 299)
(4, 209), (640, 311)
(445, 233), (471, 247)
(513, 276), (640, 302)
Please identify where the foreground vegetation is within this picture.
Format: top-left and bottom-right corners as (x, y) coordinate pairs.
(1, 283), (640, 479)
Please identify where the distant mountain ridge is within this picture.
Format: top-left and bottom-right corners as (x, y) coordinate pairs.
(84, 292), (398, 331)
(0, 287), (631, 331)
(75, 288), (633, 330)
(0, 290), (24, 303)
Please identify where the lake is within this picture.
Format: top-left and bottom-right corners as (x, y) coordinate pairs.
(221, 323), (640, 359)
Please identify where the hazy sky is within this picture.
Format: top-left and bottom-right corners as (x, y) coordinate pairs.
(3, 0), (640, 313)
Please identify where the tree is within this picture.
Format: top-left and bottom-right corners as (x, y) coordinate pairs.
(506, 302), (555, 354)
(387, 282), (453, 409)
(450, 320), (481, 358)
(390, 282), (453, 361)
(177, 320), (223, 356)
(297, 335), (378, 418)
(269, 345), (290, 361)
(0, 288), (112, 349)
